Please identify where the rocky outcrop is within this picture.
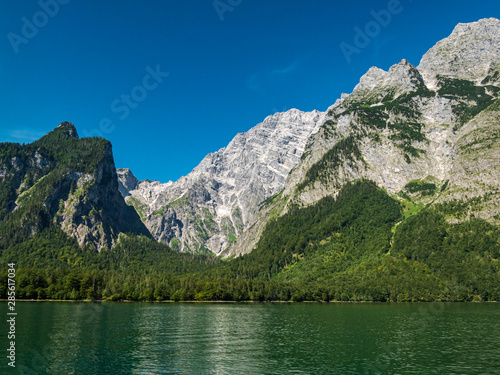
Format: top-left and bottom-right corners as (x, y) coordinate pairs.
(53, 143), (151, 250)
(229, 18), (500, 256)
(120, 109), (326, 254)
(0, 122), (150, 251)
(118, 18), (500, 257)
(117, 168), (139, 197)
(418, 18), (500, 89)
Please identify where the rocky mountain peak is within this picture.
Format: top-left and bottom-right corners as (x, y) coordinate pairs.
(418, 17), (500, 89)
(120, 107), (327, 254)
(273, 18), (500, 252)
(452, 17), (500, 37)
(350, 59), (423, 102)
(55, 121), (79, 139)
(117, 168), (139, 198)
(0, 123), (150, 252)
(118, 18), (500, 257)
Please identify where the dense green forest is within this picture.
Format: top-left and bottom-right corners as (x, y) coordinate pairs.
(0, 122), (111, 237)
(1, 180), (499, 302)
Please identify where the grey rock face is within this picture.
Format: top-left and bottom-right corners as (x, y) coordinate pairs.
(351, 59), (424, 97)
(117, 168), (139, 197)
(54, 144), (151, 250)
(120, 109), (326, 254)
(0, 123), (150, 251)
(418, 18), (500, 89)
(230, 18), (500, 255)
(120, 18), (500, 257)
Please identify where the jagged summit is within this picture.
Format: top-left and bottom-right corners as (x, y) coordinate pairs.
(349, 59), (424, 100)
(117, 168), (139, 198)
(54, 121), (79, 139)
(118, 18), (500, 257)
(0, 123), (150, 251)
(120, 107), (326, 254)
(231, 18), (500, 256)
(35, 122), (79, 145)
(418, 17), (500, 89)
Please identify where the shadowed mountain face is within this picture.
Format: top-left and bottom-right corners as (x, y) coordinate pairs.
(0, 122), (151, 251)
(119, 18), (500, 257)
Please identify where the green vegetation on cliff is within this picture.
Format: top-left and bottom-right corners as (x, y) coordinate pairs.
(2, 179), (498, 302)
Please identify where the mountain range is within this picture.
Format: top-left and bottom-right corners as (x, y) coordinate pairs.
(0, 18), (499, 302)
(118, 17), (500, 257)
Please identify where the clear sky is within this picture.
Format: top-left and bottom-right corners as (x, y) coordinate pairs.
(0, 1), (499, 182)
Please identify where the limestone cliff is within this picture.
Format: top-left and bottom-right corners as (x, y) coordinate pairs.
(119, 18), (500, 257)
(230, 18), (500, 256)
(120, 109), (326, 254)
(0, 122), (150, 251)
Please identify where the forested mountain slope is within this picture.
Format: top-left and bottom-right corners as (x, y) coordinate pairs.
(0, 122), (150, 251)
(231, 18), (500, 257)
(0, 19), (499, 303)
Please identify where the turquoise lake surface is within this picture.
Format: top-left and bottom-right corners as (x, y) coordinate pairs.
(1, 302), (499, 374)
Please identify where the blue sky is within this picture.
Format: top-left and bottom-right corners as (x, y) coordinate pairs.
(1, 1), (499, 182)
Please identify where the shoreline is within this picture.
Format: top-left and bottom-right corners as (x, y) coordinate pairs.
(1, 299), (498, 303)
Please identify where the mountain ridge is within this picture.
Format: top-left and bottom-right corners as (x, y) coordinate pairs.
(0, 18), (499, 304)
(0, 122), (150, 251)
(120, 108), (328, 254)
(229, 17), (500, 256)
(117, 17), (500, 257)
(1, 18), (498, 259)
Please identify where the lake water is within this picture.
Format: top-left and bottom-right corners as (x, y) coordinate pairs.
(1, 302), (499, 374)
